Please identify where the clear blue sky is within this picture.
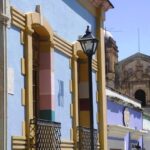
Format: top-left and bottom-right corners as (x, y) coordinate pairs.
(105, 0), (150, 60)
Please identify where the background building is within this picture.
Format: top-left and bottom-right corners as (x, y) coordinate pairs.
(105, 32), (150, 109)
(107, 88), (145, 149)
(105, 32), (150, 149)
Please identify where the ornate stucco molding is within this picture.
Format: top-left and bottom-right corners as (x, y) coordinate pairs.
(92, 0), (114, 11)
(0, 0), (10, 26)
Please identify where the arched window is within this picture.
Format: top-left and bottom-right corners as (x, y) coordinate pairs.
(134, 89), (146, 106)
(32, 24), (53, 120)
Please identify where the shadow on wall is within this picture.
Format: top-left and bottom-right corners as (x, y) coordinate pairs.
(62, 0), (95, 31)
(107, 99), (123, 113)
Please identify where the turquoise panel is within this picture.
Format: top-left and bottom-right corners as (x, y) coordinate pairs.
(39, 110), (55, 121)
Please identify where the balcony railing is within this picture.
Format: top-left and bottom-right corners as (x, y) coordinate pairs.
(77, 126), (98, 150)
(30, 118), (61, 150)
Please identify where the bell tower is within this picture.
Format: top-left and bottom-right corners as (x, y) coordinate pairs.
(105, 31), (118, 88)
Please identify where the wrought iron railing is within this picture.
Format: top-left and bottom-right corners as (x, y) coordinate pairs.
(77, 126), (98, 150)
(30, 118), (61, 150)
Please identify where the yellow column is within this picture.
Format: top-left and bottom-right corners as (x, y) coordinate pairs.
(25, 14), (34, 149)
(72, 44), (79, 149)
(96, 7), (108, 150)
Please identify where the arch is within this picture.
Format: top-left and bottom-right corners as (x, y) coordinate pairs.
(134, 89), (146, 106)
(26, 12), (54, 45)
(25, 12), (55, 121)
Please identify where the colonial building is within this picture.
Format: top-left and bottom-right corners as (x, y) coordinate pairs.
(107, 87), (146, 149)
(0, 0), (113, 149)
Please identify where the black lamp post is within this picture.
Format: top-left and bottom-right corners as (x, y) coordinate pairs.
(78, 26), (99, 149)
(135, 142), (141, 150)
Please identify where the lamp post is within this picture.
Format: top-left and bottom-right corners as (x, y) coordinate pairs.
(78, 26), (99, 149)
(135, 142), (141, 150)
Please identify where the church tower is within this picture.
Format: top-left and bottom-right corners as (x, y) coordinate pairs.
(116, 52), (150, 111)
(105, 31), (118, 88)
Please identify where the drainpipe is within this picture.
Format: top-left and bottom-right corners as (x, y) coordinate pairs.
(0, 0), (10, 149)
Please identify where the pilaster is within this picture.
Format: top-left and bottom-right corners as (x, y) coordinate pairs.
(0, 0), (10, 149)
(24, 25), (34, 149)
(72, 44), (79, 149)
(96, 7), (108, 150)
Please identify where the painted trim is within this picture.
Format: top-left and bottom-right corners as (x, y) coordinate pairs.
(24, 24), (34, 148)
(11, 7), (26, 30)
(54, 34), (72, 57)
(70, 103), (73, 117)
(22, 121), (25, 136)
(70, 80), (73, 92)
(61, 140), (74, 149)
(130, 130), (147, 140)
(21, 58), (25, 75)
(0, 1), (10, 149)
(12, 136), (27, 149)
(21, 88), (25, 106)
(72, 44), (79, 149)
(20, 30), (25, 44)
(106, 88), (141, 108)
(70, 128), (73, 141)
(96, 7), (108, 149)
(108, 125), (132, 138)
(108, 125), (147, 140)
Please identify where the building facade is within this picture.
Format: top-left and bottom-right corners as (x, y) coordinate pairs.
(105, 32), (150, 150)
(0, 0), (113, 149)
(107, 88), (146, 150)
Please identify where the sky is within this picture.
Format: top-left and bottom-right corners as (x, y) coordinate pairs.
(105, 0), (150, 60)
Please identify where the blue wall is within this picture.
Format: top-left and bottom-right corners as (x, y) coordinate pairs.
(107, 99), (142, 129)
(54, 50), (72, 140)
(10, 0), (96, 42)
(7, 27), (25, 150)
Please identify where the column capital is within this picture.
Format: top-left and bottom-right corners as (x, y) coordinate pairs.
(0, 13), (10, 26)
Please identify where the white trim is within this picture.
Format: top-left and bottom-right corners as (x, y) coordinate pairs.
(143, 131), (150, 140)
(106, 88), (141, 108)
(130, 130), (147, 140)
(108, 125), (133, 138)
(108, 125), (147, 140)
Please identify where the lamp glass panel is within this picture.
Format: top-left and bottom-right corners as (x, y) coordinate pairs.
(83, 40), (93, 54)
(93, 40), (98, 54)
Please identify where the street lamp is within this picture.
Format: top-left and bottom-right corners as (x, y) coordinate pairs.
(78, 26), (99, 149)
(135, 142), (141, 150)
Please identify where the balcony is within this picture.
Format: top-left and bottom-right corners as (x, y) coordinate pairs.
(30, 118), (61, 150)
(77, 126), (98, 150)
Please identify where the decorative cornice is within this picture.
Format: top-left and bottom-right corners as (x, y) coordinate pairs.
(106, 88), (142, 109)
(130, 130), (147, 140)
(11, 7), (26, 30)
(108, 125), (148, 140)
(77, 0), (113, 16)
(92, 0), (114, 11)
(108, 125), (133, 138)
(53, 34), (73, 57)
(61, 140), (74, 148)
(12, 136), (27, 149)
